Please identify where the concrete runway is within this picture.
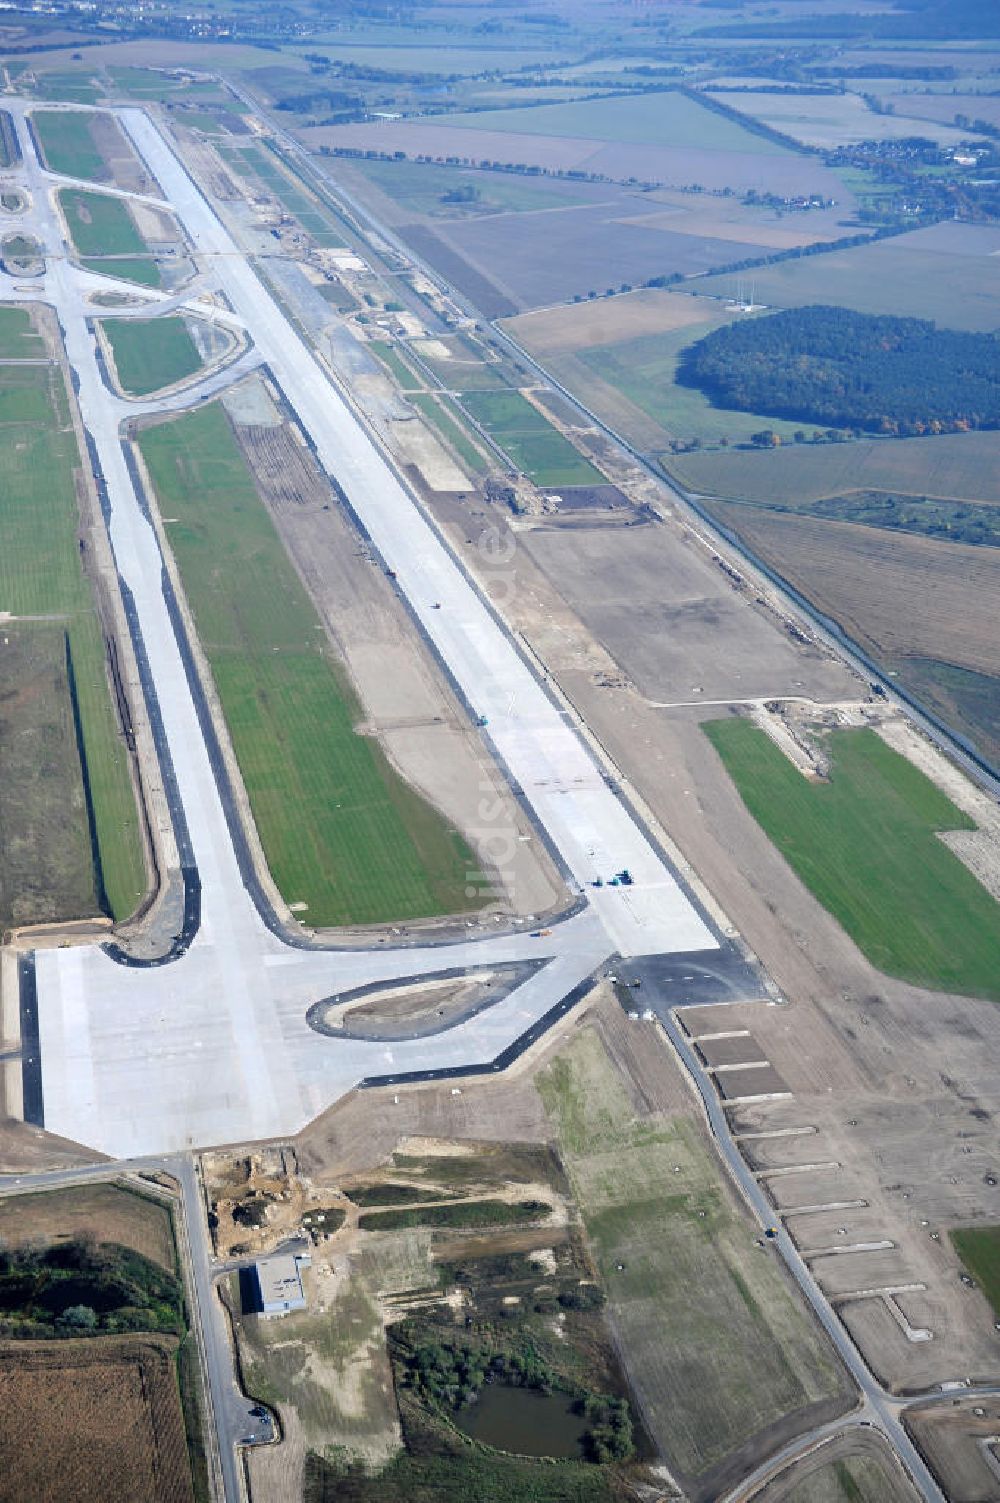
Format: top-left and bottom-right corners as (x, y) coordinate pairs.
(4, 100), (723, 1157)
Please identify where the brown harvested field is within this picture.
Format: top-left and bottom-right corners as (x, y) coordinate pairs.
(667, 429), (1000, 507)
(400, 202), (766, 312)
(0, 1336), (193, 1503)
(0, 1180), (177, 1270)
(518, 513), (857, 704)
(704, 503), (1000, 679)
(305, 123), (849, 198)
(905, 1396), (1000, 1503)
(504, 288), (711, 355)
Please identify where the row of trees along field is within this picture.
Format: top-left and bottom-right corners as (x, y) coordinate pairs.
(677, 306), (1000, 437)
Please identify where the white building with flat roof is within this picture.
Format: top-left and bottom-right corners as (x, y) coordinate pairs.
(253, 1253), (311, 1317)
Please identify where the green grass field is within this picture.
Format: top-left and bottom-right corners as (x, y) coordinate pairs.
(705, 720), (1000, 1000)
(580, 320), (806, 448)
(81, 255), (162, 288)
(950, 1226), (1000, 1319)
(60, 188), (145, 258)
(32, 72), (102, 105)
(350, 156), (591, 216)
(411, 393), (488, 473)
(0, 307), (44, 359)
(101, 317), (203, 396)
(429, 90), (787, 153)
(461, 389), (602, 487)
(370, 339), (421, 390)
(138, 402), (480, 927)
(664, 428), (1000, 507)
(33, 109), (106, 182)
(696, 230), (1000, 333)
(0, 363), (145, 920)
(538, 1026), (846, 1484)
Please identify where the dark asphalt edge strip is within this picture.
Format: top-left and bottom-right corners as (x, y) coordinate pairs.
(306, 957), (546, 1041)
(18, 954), (42, 1127)
(359, 958), (609, 1090)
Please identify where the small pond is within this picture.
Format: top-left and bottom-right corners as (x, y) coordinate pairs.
(454, 1385), (588, 1458)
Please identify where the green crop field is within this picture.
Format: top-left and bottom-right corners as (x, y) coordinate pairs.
(0, 362), (145, 921)
(81, 255), (162, 288)
(101, 317), (203, 396)
(411, 393), (488, 473)
(60, 188), (145, 258)
(0, 307), (44, 359)
(428, 90), (787, 153)
(950, 1226), (1000, 1319)
(705, 720), (1000, 1000)
(538, 1026), (847, 1487)
(138, 402), (480, 927)
(580, 321), (806, 449)
(350, 156), (591, 216)
(33, 109), (106, 182)
(461, 389), (602, 486)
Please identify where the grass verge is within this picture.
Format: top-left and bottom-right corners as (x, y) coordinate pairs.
(33, 108), (106, 181)
(0, 361), (144, 920)
(705, 720), (1000, 1000)
(137, 401), (480, 927)
(101, 316), (203, 395)
(60, 187), (145, 257)
(950, 1226), (1000, 1320)
(461, 389), (601, 487)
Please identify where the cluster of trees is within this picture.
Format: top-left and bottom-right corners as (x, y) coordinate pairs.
(678, 306), (1000, 436)
(0, 1233), (185, 1340)
(396, 1331), (634, 1464)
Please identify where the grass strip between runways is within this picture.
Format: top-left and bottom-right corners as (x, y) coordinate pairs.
(138, 402), (479, 927)
(705, 719), (1000, 1000)
(0, 361), (145, 920)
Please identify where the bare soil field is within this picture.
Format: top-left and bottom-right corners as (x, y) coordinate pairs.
(906, 1395), (1000, 1502)
(518, 512), (856, 704)
(305, 123), (849, 199)
(0, 1118), (105, 1174)
(0, 1335), (193, 1503)
(422, 480), (1000, 1397)
(504, 287), (714, 355)
(668, 429), (1000, 507)
(230, 401), (563, 921)
(0, 1179), (176, 1270)
(704, 502), (1000, 678)
(697, 223), (1000, 332)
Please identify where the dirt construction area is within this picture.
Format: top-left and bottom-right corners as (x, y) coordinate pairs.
(418, 475), (1000, 1495)
(0, 1336), (193, 1503)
